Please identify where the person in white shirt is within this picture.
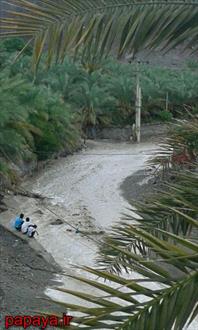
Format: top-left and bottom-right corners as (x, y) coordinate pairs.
(21, 217), (32, 234)
(28, 224), (38, 238)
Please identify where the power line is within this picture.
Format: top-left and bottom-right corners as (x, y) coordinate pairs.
(33, 151), (157, 156)
(26, 196), (103, 254)
(14, 185), (102, 254)
(42, 203), (106, 250)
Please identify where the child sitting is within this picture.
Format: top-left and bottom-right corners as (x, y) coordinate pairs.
(21, 217), (32, 234)
(14, 213), (24, 231)
(27, 224), (38, 238)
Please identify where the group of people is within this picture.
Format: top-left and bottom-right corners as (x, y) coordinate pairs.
(14, 213), (38, 238)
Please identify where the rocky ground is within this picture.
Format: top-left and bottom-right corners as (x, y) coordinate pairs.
(120, 168), (162, 203)
(0, 224), (63, 329)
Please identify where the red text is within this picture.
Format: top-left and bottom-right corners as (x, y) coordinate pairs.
(5, 314), (73, 329)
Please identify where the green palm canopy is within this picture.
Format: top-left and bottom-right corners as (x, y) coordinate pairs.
(1, 1), (198, 71)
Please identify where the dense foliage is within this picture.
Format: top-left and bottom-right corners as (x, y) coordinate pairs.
(0, 38), (198, 183)
(0, 39), (80, 183)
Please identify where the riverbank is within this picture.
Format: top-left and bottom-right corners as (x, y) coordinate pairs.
(0, 140), (158, 327)
(0, 225), (63, 326)
(120, 168), (161, 203)
(0, 123), (167, 190)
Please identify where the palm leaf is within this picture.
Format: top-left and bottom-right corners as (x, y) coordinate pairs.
(119, 272), (198, 330)
(1, 1), (198, 71)
(48, 261), (198, 329)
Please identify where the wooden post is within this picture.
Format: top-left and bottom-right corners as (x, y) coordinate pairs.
(135, 75), (142, 143)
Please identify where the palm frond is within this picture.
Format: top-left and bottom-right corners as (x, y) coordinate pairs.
(1, 1), (198, 71)
(150, 118), (198, 172)
(48, 238), (198, 329)
(118, 272), (197, 330)
(97, 156), (198, 275)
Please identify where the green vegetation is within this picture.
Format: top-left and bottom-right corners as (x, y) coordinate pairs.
(1, 1), (198, 328)
(0, 37), (198, 183)
(0, 40), (80, 183)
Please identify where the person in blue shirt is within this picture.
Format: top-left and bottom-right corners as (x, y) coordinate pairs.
(14, 213), (24, 231)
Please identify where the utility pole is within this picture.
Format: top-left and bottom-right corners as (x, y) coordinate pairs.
(135, 62), (142, 143)
(165, 92), (169, 112)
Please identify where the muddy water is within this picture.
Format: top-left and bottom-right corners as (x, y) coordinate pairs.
(32, 141), (156, 228)
(29, 142), (156, 254)
(23, 140), (197, 329)
(24, 141), (156, 304)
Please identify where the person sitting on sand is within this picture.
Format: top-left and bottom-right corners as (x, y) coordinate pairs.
(14, 213), (24, 231)
(21, 217), (32, 234)
(27, 224), (38, 238)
